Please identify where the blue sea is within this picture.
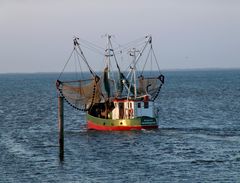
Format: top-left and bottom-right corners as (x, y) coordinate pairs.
(0, 69), (240, 182)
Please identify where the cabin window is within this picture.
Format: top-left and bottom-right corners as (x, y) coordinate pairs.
(144, 102), (149, 108)
(138, 103), (141, 108)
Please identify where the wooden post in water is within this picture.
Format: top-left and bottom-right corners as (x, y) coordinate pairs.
(58, 95), (64, 161)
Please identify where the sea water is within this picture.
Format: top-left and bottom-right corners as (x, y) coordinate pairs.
(0, 69), (240, 182)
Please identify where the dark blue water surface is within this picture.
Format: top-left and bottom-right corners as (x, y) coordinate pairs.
(0, 69), (240, 182)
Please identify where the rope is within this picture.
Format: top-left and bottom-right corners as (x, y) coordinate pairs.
(74, 51), (78, 80)
(152, 84), (163, 101)
(75, 48), (96, 77)
(75, 48), (84, 80)
(79, 38), (105, 50)
(109, 38), (121, 73)
(140, 47), (152, 76)
(80, 43), (105, 56)
(113, 36), (147, 53)
(57, 48), (75, 80)
(57, 78), (99, 111)
(123, 43), (146, 72)
(152, 46), (161, 73)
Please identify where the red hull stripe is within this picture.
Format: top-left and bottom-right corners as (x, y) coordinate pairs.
(87, 120), (158, 131)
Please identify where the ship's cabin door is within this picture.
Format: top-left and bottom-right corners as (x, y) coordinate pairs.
(118, 102), (124, 119)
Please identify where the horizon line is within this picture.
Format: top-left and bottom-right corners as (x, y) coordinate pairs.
(0, 67), (239, 74)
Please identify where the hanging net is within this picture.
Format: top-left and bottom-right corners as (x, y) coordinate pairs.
(56, 76), (102, 111)
(137, 75), (164, 101)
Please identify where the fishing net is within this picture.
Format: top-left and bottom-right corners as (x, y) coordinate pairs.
(56, 76), (102, 111)
(137, 75), (164, 101)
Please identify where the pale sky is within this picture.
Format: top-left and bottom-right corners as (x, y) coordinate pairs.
(0, 0), (240, 73)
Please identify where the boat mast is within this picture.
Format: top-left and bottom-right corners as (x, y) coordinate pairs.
(129, 48), (140, 98)
(105, 34), (121, 74)
(104, 34), (124, 98)
(106, 35), (111, 77)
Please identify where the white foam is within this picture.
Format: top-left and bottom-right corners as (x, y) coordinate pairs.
(0, 133), (33, 158)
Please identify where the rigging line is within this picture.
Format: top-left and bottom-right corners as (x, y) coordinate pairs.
(151, 46), (161, 73)
(113, 36), (147, 51)
(109, 37), (121, 72)
(74, 50), (78, 80)
(79, 38), (105, 50)
(114, 40), (147, 54)
(123, 42), (147, 72)
(58, 48), (76, 80)
(76, 42), (97, 78)
(75, 48), (84, 79)
(80, 42), (102, 53)
(150, 47), (153, 72)
(73, 37), (96, 76)
(78, 38), (105, 55)
(140, 48), (151, 76)
(80, 44), (104, 56)
(75, 48), (96, 77)
(135, 63), (140, 77)
(134, 36), (152, 66)
(119, 42), (148, 55)
(111, 37), (122, 49)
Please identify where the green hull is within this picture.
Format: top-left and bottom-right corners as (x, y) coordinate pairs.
(87, 113), (158, 131)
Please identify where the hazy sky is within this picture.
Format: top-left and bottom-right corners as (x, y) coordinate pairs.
(0, 0), (240, 73)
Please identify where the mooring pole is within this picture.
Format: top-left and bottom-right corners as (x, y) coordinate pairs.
(58, 95), (64, 161)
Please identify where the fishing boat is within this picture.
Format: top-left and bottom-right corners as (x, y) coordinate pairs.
(56, 35), (164, 130)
